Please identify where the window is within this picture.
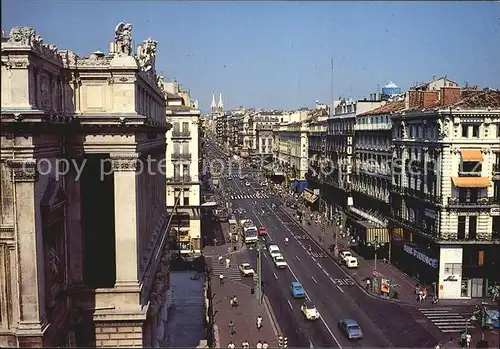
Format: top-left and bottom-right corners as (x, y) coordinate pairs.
(457, 216), (466, 239)
(182, 122), (189, 133)
(173, 164), (180, 178)
(409, 125), (413, 138)
(462, 125), (468, 138)
(183, 196), (189, 206)
(468, 216), (477, 240)
(460, 161), (481, 175)
(173, 122), (180, 132)
(444, 263), (462, 275)
(173, 142), (180, 154)
(182, 164), (189, 177)
(182, 142), (189, 154)
(478, 250), (484, 267)
(472, 125), (479, 138)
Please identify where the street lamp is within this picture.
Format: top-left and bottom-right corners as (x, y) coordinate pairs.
(367, 235), (384, 272)
(255, 238), (264, 305)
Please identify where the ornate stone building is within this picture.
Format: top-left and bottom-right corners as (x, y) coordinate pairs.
(1, 24), (171, 347)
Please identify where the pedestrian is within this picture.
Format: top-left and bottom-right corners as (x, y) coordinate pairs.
(418, 288), (424, 303)
(230, 297), (234, 307)
(233, 296), (239, 307)
(256, 340), (263, 349)
(213, 237), (217, 246)
(241, 340), (249, 348)
(227, 341), (235, 348)
(466, 332), (471, 348)
(225, 257), (231, 269)
(229, 320), (235, 337)
(262, 341), (269, 349)
(256, 315), (263, 331)
(219, 273), (225, 285)
(218, 255), (224, 264)
(422, 288), (428, 302)
(366, 279), (371, 291)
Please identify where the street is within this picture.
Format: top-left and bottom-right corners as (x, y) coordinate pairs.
(207, 145), (445, 348)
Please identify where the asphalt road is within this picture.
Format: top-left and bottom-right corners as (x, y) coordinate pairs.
(205, 144), (443, 348)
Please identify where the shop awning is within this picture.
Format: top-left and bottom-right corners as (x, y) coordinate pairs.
(451, 177), (491, 188)
(461, 150), (483, 162)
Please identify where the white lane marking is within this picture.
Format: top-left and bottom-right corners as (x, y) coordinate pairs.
(287, 299), (293, 309)
(274, 272), (278, 280)
(317, 263), (324, 270)
(295, 255), (301, 261)
(336, 285), (345, 294)
(322, 269), (329, 277)
(311, 256), (317, 262)
(311, 277), (318, 284)
(286, 260), (343, 348)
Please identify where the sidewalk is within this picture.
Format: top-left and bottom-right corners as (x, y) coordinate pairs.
(203, 222), (279, 348)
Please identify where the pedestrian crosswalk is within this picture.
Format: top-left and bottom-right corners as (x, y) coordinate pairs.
(419, 307), (473, 333)
(211, 259), (242, 281)
(230, 193), (270, 200)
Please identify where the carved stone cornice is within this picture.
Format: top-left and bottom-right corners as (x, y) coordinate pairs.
(110, 154), (139, 171)
(3, 60), (30, 70)
(7, 160), (38, 182)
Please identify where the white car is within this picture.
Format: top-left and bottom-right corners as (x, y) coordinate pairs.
(268, 244), (281, 259)
(345, 256), (359, 268)
(300, 300), (320, 320)
(339, 250), (352, 261)
(239, 175), (246, 180)
(238, 263), (255, 276)
(245, 182), (250, 187)
(273, 254), (288, 269)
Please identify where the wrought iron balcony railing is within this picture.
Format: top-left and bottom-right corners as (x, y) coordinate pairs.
(447, 197), (497, 207)
(171, 153), (192, 161)
(167, 175), (192, 183)
(171, 130), (191, 138)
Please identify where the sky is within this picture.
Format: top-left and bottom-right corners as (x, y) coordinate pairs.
(3, 1), (500, 113)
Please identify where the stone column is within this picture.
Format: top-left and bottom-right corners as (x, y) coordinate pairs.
(8, 160), (45, 332)
(111, 154), (140, 288)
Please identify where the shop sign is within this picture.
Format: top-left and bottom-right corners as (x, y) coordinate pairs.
(443, 275), (459, 282)
(380, 278), (390, 293)
(313, 189), (320, 195)
(491, 207), (500, 216)
(403, 244), (439, 269)
(424, 209), (437, 219)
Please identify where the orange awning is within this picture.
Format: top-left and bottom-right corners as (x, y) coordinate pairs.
(461, 150), (483, 162)
(451, 177), (491, 188)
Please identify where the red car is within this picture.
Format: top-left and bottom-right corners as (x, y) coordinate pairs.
(258, 226), (268, 236)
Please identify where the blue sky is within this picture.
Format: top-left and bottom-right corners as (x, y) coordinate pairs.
(3, 1), (500, 112)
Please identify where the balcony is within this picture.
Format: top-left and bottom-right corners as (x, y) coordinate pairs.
(171, 153), (192, 161)
(404, 188), (441, 204)
(171, 130), (191, 138)
(167, 175), (193, 183)
(447, 197), (496, 208)
(354, 123), (392, 131)
(388, 211), (438, 239)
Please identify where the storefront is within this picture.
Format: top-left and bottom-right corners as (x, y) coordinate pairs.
(291, 178), (308, 193)
(392, 242), (439, 291)
(345, 211), (390, 259)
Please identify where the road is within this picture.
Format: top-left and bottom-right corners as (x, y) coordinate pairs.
(205, 144), (443, 348)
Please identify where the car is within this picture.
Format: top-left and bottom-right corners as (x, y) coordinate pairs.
(238, 263), (255, 276)
(268, 244), (281, 258)
(339, 250), (353, 261)
(258, 226), (268, 236)
(273, 254), (288, 269)
(300, 300), (320, 320)
(338, 319), (363, 340)
(291, 281), (306, 298)
(245, 182), (251, 187)
(344, 256), (359, 268)
(239, 175), (246, 180)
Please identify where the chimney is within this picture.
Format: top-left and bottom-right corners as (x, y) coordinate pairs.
(408, 90), (421, 109)
(422, 91), (440, 108)
(440, 87), (461, 106)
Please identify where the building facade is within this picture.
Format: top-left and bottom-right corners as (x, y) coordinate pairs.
(390, 86), (500, 299)
(164, 81), (202, 256)
(1, 25), (172, 346)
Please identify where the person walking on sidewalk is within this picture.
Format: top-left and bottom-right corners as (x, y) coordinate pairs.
(225, 257), (231, 269)
(219, 273), (225, 285)
(228, 320), (235, 337)
(256, 340), (263, 348)
(262, 341), (269, 349)
(422, 287), (428, 302)
(256, 315), (263, 331)
(241, 340), (249, 348)
(227, 341), (235, 348)
(466, 332), (471, 348)
(218, 255), (224, 264)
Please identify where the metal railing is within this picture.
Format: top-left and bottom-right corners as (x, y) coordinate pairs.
(447, 197), (496, 206)
(171, 130), (191, 138)
(171, 153), (192, 161)
(167, 175), (192, 183)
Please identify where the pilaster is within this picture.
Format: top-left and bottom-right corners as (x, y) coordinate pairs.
(111, 153), (140, 289)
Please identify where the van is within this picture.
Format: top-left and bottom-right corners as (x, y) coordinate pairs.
(345, 256), (358, 268)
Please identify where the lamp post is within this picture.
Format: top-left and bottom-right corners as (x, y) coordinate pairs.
(367, 235), (384, 272)
(255, 238), (264, 305)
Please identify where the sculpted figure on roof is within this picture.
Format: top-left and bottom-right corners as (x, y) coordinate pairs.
(114, 22), (133, 56)
(138, 38), (158, 72)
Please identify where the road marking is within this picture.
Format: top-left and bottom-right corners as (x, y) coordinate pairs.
(285, 261), (343, 348)
(332, 278), (356, 286)
(287, 299), (293, 309)
(311, 256), (317, 262)
(309, 339), (314, 349)
(311, 277), (318, 284)
(295, 255), (301, 261)
(336, 285), (345, 294)
(273, 272), (278, 280)
(322, 269), (329, 277)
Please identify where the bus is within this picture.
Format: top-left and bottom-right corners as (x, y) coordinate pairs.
(239, 219), (259, 244)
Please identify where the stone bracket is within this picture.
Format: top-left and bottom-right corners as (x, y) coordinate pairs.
(7, 160), (38, 182)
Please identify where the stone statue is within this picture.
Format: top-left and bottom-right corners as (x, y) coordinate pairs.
(114, 22), (133, 56)
(138, 38), (158, 72)
(156, 75), (165, 92)
(7, 26), (36, 46)
(400, 121), (407, 138)
(48, 246), (60, 282)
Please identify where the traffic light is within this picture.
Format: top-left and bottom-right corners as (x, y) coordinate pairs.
(278, 336), (283, 347)
(283, 337), (288, 348)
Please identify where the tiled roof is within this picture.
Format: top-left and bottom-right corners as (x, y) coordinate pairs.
(451, 89), (500, 109)
(166, 92), (183, 99)
(358, 101), (405, 116)
(166, 105), (196, 111)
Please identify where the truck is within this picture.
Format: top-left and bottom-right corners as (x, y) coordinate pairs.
(239, 219), (259, 244)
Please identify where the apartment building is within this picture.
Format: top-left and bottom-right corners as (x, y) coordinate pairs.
(164, 81), (202, 255)
(305, 117), (328, 211)
(211, 93), (226, 145)
(390, 86), (500, 299)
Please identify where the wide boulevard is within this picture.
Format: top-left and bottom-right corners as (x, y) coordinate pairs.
(206, 142), (444, 348)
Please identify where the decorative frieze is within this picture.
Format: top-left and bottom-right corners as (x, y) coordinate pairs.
(110, 154), (139, 171)
(5, 27), (63, 66)
(6, 160), (38, 182)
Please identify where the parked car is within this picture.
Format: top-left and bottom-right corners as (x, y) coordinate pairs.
(339, 250), (352, 261)
(300, 300), (320, 320)
(291, 281), (306, 298)
(338, 319), (363, 340)
(238, 263), (255, 277)
(344, 256), (359, 268)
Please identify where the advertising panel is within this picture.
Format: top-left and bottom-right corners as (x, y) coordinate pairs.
(438, 246), (464, 299)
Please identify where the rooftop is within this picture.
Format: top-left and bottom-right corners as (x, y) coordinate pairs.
(358, 101), (405, 116)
